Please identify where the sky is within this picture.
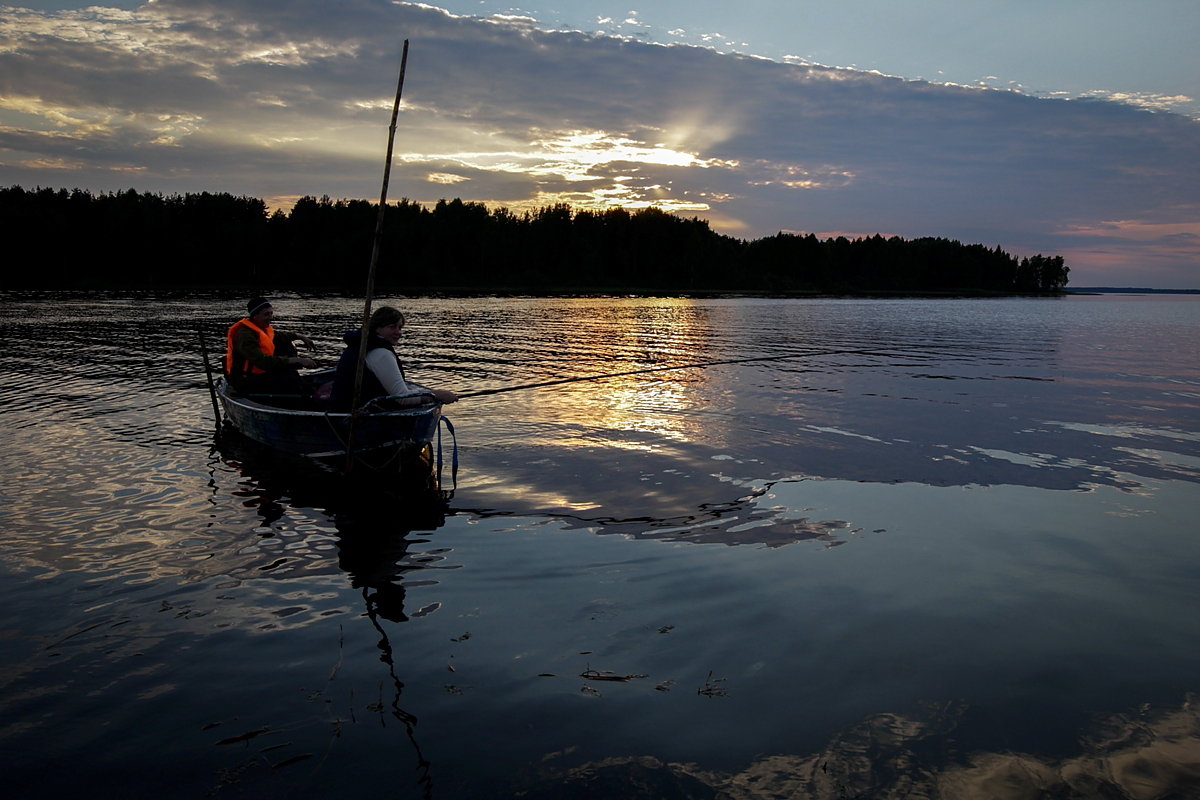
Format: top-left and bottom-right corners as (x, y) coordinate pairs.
(2, 1), (1198, 288)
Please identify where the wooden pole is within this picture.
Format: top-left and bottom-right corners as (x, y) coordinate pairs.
(345, 40), (410, 471)
(198, 329), (223, 429)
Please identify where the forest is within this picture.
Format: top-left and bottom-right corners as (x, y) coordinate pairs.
(1, 186), (1069, 293)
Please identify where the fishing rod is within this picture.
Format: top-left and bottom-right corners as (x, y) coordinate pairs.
(456, 346), (871, 398)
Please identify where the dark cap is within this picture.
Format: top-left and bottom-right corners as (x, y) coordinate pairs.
(247, 297), (272, 315)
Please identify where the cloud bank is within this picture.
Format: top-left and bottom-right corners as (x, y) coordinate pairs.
(1, 0), (1197, 286)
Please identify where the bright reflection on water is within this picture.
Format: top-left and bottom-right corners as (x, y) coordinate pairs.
(1, 292), (1199, 798)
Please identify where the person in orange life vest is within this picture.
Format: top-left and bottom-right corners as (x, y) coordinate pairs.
(224, 297), (317, 397)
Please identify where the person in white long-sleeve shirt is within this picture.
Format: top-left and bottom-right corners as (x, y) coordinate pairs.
(329, 306), (458, 411)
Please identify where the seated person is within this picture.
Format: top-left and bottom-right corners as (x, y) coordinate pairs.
(329, 306), (458, 411)
(224, 296), (317, 401)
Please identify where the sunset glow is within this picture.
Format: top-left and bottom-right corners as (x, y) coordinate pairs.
(0, 0), (1195, 286)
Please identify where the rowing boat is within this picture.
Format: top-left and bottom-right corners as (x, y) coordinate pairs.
(215, 368), (448, 470)
(209, 43), (456, 483)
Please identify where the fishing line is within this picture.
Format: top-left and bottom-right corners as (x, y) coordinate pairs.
(457, 346), (876, 398)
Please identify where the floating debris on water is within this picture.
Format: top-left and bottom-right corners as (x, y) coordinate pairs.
(698, 671), (727, 697)
(580, 668), (648, 682)
(215, 727), (272, 745)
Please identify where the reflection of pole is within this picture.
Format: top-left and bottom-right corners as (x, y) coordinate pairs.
(346, 40), (411, 472)
(363, 586), (434, 798)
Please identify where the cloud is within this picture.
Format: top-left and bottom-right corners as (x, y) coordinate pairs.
(1054, 220), (1200, 285)
(1, 0), (1197, 286)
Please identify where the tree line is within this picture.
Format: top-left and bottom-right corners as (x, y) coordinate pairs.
(1, 186), (1069, 293)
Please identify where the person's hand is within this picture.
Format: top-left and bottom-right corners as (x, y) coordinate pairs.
(301, 336), (315, 351)
(294, 357), (317, 369)
(432, 389), (458, 404)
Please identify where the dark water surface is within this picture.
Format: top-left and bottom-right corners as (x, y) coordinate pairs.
(2, 292), (1198, 798)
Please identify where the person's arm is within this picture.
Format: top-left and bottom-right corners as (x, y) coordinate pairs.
(235, 328), (315, 371)
(275, 328), (315, 352)
(363, 350), (458, 405)
(272, 329), (317, 368)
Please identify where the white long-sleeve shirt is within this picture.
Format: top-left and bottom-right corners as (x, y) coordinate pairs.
(364, 347), (411, 397)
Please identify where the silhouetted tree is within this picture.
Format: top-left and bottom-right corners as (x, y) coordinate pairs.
(1, 184), (1069, 294)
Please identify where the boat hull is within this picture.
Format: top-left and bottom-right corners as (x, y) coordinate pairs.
(216, 374), (442, 461)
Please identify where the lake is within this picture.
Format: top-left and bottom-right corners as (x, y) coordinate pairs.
(2, 292), (1198, 798)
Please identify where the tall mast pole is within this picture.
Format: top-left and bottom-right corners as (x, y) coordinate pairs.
(346, 39), (409, 470)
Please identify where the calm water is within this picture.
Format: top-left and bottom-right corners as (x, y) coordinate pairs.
(2, 292), (1198, 798)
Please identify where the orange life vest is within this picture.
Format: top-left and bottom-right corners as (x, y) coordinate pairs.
(225, 318), (275, 378)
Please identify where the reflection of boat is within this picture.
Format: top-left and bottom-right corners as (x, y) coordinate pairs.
(336, 504), (449, 623)
(211, 411), (454, 579)
(215, 368), (454, 480)
(210, 400), (441, 792)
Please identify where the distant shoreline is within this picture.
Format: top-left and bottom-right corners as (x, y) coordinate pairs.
(1067, 287), (1200, 295)
(1, 284), (1079, 299)
(5, 284), (1195, 297)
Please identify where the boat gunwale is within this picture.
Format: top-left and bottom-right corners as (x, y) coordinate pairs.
(215, 375), (442, 421)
